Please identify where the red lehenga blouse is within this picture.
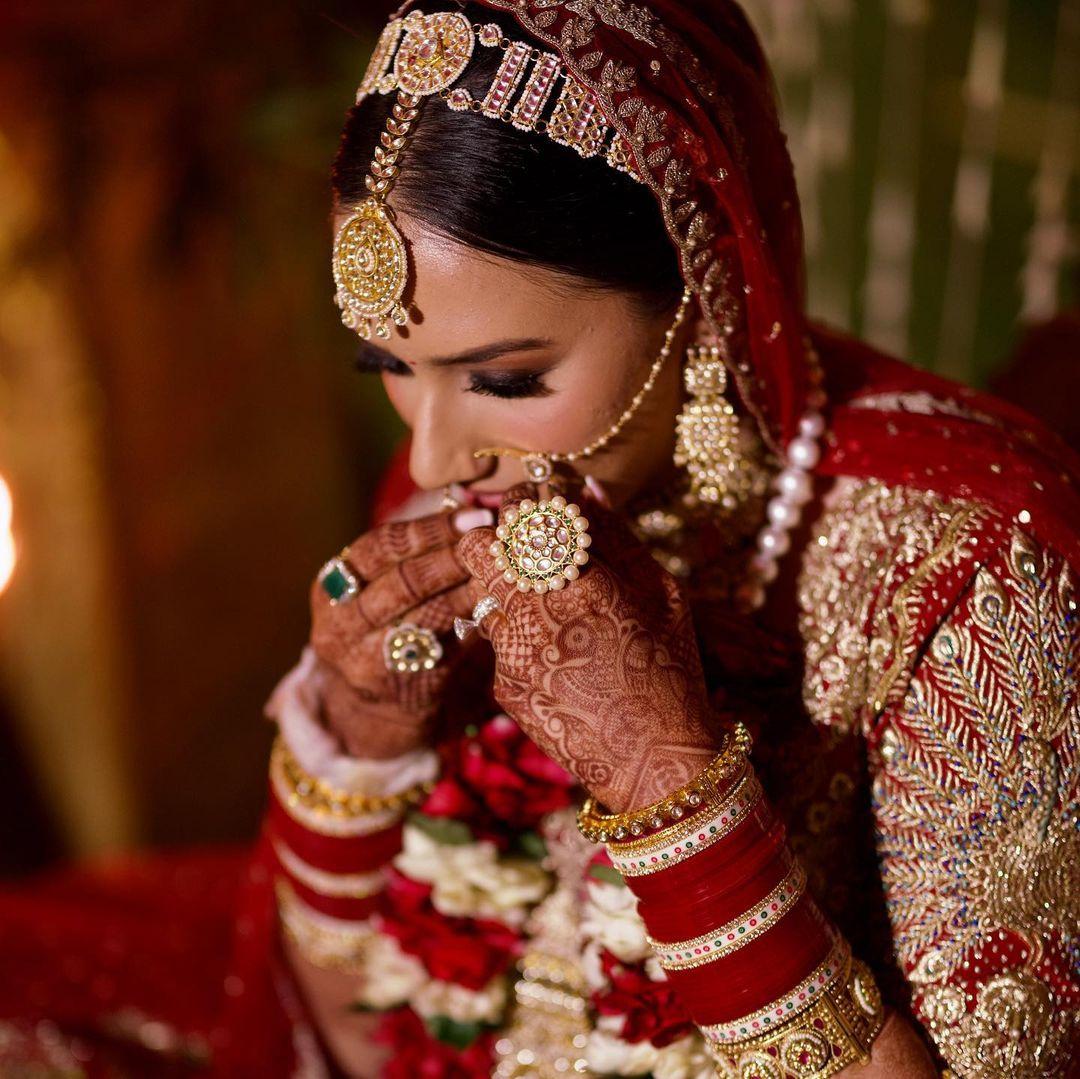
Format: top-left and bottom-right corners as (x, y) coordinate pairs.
(1, 1), (1077, 1076)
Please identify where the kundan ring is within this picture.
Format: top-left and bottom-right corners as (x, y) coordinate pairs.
(383, 622), (444, 673)
(318, 553), (360, 605)
(489, 496), (591, 594)
(453, 594), (501, 641)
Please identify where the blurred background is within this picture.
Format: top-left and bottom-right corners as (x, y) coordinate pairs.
(0, 0), (1076, 875)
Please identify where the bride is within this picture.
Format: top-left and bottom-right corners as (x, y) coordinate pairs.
(1, 2), (1076, 1077)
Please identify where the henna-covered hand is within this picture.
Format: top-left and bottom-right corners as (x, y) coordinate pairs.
(457, 483), (721, 812)
(309, 509), (490, 758)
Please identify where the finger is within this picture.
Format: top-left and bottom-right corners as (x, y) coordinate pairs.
(329, 631), (444, 709)
(356, 545), (469, 629)
(344, 509), (489, 582)
(499, 481), (540, 511)
(583, 474), (613, 509)
(402, 581), (474, 635)
(457, 525), (507, 594)
(311, 544), (468, 658)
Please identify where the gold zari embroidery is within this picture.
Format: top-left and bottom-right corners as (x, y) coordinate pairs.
(797, 477), (993, 735)
(874, 528), (1080, 1075)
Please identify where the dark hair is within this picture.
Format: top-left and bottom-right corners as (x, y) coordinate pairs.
(332, 2), (683, 315)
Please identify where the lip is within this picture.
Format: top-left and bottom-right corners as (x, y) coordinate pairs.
(465, 489), (507, 510)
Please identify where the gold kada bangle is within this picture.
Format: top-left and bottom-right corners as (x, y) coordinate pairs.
(273, 738), (434, 818)
(577, 723), (752, 844)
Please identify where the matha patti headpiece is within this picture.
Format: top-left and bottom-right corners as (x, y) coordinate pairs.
(333, 8), (642, 339)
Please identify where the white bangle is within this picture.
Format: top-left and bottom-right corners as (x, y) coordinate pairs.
(265, 646), (439, 796)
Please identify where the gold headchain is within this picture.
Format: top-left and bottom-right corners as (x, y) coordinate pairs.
(333, 8), (641, 340)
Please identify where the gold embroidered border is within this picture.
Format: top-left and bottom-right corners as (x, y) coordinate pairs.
(867, 502), (988, 713)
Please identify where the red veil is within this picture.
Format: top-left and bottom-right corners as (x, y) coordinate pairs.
(4, 3), (1079, 1076)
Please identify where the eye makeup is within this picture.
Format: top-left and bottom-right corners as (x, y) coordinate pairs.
(353, 345), (555, 400)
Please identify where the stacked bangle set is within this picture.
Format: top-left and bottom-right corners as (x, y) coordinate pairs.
(267, 714), (883, 1075)
(578, 726), (884, 1079)
(267, 737), (430, 971)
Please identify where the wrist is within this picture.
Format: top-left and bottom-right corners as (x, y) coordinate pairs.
(595, 743), (717, 814)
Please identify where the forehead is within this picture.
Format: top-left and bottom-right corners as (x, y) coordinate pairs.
(333, 208), (613, 355)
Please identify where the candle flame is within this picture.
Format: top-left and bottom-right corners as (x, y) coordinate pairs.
(0, 475), (14, 595)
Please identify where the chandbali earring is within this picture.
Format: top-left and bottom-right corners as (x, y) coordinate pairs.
(473, 289), (693, 483)
(673, 342), (762, 511)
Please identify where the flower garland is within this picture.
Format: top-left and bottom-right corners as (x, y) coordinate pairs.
(329, 713), (720, 1076)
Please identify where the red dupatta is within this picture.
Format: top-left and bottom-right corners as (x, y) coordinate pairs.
(466, 0), (1080, 576)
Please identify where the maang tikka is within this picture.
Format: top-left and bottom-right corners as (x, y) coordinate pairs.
(333, 9), (643, 340)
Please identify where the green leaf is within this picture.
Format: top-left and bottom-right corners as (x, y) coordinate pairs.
(425, 1015), (484, 1049)
(588, 863), (627, 886)
(514, 831), (548, 861)
(346, 1001), (379, 1013)
(408, 811), (475, 846)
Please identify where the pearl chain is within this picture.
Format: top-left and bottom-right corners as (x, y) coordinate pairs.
(737, 340), (828, 612)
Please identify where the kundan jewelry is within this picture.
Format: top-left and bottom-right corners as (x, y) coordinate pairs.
(453, 593), (501, 641)
(318, 552), (360, 606)
(473, 289), (693, 483)
(576, 722), (752, 843)
(336, 8), (645, 340)
(674, 341), (763, 510)
(491, 495), (591, 594)
(382, 622), (443, 673)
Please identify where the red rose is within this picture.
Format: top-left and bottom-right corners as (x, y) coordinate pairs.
(593, 950), (694, 1048)
(377, 1006), (494, 1079)
(424, 715), (577, 836)
(378, 873), (520, 991)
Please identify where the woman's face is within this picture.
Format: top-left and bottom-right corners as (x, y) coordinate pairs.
(349, 212), (698, 510)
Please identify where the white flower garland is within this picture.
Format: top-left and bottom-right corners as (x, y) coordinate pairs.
(394, 822), (552, 928)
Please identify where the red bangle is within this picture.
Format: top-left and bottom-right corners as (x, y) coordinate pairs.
(660, 897), (833, 1026)
(635, 847), (792, 942)
(267, 785), (403, 874)
(622, 815), (786, 937)
(276, 867), (381, 922)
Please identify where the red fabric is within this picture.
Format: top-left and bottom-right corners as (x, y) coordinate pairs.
(815, 325), (1080, 577)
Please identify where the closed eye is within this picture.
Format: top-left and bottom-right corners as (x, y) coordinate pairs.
(467, 370), (553, 399)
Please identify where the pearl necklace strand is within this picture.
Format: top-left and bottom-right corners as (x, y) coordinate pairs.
(737, 338), (828, 612)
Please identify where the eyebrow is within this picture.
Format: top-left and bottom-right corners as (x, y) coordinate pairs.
(356, 336), (554, 369)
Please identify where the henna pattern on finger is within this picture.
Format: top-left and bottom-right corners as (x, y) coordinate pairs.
(346, 513), (458, 581)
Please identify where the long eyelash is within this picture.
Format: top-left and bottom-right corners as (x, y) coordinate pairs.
(467, 371), (553, 399)
(353, 348), (411, 377)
